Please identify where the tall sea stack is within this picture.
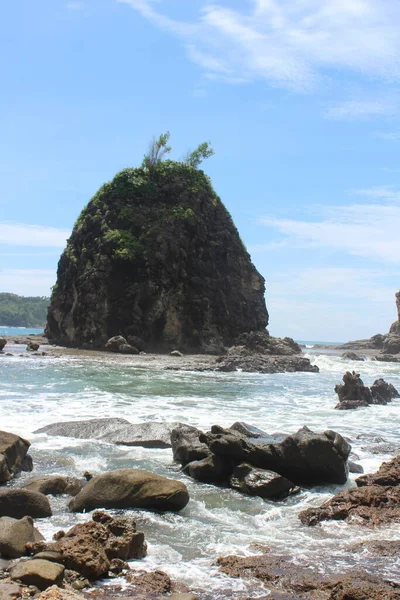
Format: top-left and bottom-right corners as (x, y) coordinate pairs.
(47, 161), (268, 352)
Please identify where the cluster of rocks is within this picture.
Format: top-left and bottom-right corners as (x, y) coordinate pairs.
(171, 423), (351, 500)
(334, 371), (399, 409)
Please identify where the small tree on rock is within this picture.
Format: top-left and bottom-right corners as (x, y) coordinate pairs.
(184, 141), (215, 168)
(142, 132), (172, 171)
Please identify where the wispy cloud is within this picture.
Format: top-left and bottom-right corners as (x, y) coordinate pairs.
(259, 188), (400, 263)
(0, 223), (70, 247)
(118, 0), (400, 90)
(66, 2), (84, 10)
(325, 99), (399, 120)
(377, 130), (400, 140)
(0, 269), (56, 297)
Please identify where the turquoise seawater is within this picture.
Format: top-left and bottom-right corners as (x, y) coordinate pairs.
(0, 326), (44, 335)
(1, 338), (400, 596)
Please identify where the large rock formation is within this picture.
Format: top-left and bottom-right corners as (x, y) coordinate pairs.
(46, 162), (268, 352)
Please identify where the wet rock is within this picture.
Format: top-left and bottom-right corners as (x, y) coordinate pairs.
(31, 512), (146, 581)
(0, 489), (52, 519)
(34, 419), (182, 449)
(0, 582), (22, 600)
(26, 342), (40, 352)
(216, 349), (319, 374)
(125, 569), (172, 594)
(370, 378), (399, 404)
(171, 425), (211, 466)
(0, 339), (6, 352)
(229, 463), (298, 500)
(229, 422), (269, 438)
(348, 461), (364, 474)
(334, 371), (372, 410)
(105, 336), (138, 354)
(375, 354), (400, 363)
(341, 352), (364, 360)
(23, 477), (84, 497)
(10, 560), (64, 590)
(183, 455), (234, 484)
(0, 431), (31, 484)
(299, 485), (400, 526)
(0, 516), (44, 558)
(355, 456), (400, 487)
(170, 350), (183, 357)
(200, 425), (350, 486)
(69, 469), (189, 513)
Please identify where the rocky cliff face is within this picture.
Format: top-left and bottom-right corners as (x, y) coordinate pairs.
(47, 162), (268, 352)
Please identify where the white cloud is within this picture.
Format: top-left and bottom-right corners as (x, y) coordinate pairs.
(0, 223), (70, 247)
(260, 190), (400, 263)
(0, 269), (56, 297)
(118, 0), (400, 90)
(325, 99), (399, 120)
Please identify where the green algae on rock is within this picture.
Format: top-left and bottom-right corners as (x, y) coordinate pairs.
(46, 160), (268, 352)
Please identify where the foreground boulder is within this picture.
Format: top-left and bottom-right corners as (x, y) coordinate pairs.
(0, 339), (6, 351)
(0, 431), (32, 484)
(199, 425), (350, 486)
(0, 516), (44, 558)
(69, 469), (189, 513)
(30, 511), (146, 581)
(0, 489), (52, 519)
(170, 425), (211, 465)
(229, 463), (298, 500)
(46, 160), (268, 352)
(370, 378), (399, 404)
(10, 560), (64, 590)
(300, 456), (400, 527)
(35, 418), (182, 449)
(23, 476), (84, 496)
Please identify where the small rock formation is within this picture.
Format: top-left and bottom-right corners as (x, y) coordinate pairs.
(0, 517), (44, 558)
(300, 456), (400, 527)
(23, 476), (84, 497)
(0, 431), (32, 484)
(172, 423), (350, 493)
(46, 162), (268, 353)
(341, 351), (364, 361)
(0, 489), (52, 519)
(105, 336), (139, 354)
(334, 372), (399, 409)
(0, 339), (6, 352)
(10, 559), (64, 591)
(29, 511), (146, 581)
(68, 468), (189, 513)
(35, 418), (183, 449)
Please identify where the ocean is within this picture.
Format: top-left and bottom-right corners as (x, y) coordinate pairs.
(1, 329), (400, 597)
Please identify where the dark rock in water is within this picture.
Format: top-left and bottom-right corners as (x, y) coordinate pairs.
(183, 455), (234, 484)
(170, 425), (211, 466)
(229, 463), (298, 500)
(375, 354), (400, 362)
(0, 339), (6, 352)
(35, 418), (183, 449)
(0, 489), (52, 519)
(0, 516), (44, 558)
(10, 559), (64, 590)
(200, 425), (350, 486)
(216, 350), (319, 374)
(334, 371), (372, 409)
(370, 378), (399, 404)
(348, 460), (364, 474)
(46, 163), (268, 352)
(125, 569), (172, 595)
(26, 341), (40, 351)
(23, 476), (84, 496)
(234, 330), (301, 355)
(341, 351), (364, 361)
(300, 456), (400, 527)
(105, 336), (139, 354)
(69, 468), (189, 513)
(229, 422), (269, 438)
(30, 511), (146, 581)
(0, 431), (32, 484)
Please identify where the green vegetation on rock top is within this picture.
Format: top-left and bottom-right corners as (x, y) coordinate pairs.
(0, 293), (49, 327)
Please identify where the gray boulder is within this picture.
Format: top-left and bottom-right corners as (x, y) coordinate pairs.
(0, 516), (44, 558)
(34, 417), (130, 439)
(0, 431), (32, 484)
(200, 425), (350, 486)
(10, 559), (64, 590)
(229, 463), (297, 500)
(170, 425), (211, 466)
(105, 336), (138, 354)
(23, 476), (84, 496)
(0, 489), (52, 519)
(69, 468), (189, 513)
(183, 455), (235, 484)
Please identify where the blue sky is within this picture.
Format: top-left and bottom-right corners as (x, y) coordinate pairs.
(1, 0), (400, 341)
